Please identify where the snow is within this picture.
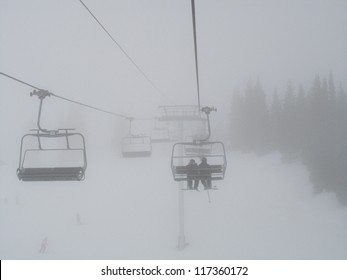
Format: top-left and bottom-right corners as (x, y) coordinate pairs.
(1, 144), (347, 260)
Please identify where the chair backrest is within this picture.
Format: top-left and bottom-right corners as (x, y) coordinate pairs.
(173, 164), (224, 181)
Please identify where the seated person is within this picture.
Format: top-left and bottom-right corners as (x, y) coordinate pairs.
(186, 159), (199, 190)
(199, 157), (212, 189)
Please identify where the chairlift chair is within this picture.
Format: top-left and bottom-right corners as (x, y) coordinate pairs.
(151, 117), (171, 143)
(151, 128), (171, 143)
(17, 129), (87, 181)
(122, 134), (152, 157)
(17, 89), (87, 182)
(171, 141), (227, 182)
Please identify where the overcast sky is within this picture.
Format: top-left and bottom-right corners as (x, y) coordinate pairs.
(1, 0), (347, 143)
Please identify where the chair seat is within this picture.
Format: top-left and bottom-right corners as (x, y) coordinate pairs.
(17, 167), (85, 181)
(173, 165), (224, 181)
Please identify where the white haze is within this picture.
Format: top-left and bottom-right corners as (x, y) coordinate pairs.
(1, 147), (347, 260)
(1, 0), (347, 259)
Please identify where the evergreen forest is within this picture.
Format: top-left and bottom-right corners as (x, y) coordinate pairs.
(229, 73), (347, 205)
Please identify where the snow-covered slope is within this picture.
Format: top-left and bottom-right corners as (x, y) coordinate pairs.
(1, 144), (347, 259)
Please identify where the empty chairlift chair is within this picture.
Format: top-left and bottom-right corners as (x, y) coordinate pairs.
(122, 135), (152, 158)
(151, 119), (171, 143)
(151, 127), (171, 143)
(17, 129), (87, 181)
(16, 89), (87, 182)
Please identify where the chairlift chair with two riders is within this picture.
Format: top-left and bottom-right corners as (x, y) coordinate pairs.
(121, 118), (152, 158)
(17, 90), (87, 181)
(171, 106), (227, 190)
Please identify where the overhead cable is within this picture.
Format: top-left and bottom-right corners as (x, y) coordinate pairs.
(191, 0), (201, 110)
(0, 71), (130, 119)
(78, 0), (170, 102)
(0, 71), (41, 91)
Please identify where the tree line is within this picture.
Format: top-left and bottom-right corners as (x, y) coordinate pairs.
(229, 73), (347, 204)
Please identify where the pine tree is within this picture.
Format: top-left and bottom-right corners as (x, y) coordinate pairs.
(229, 78), (270, 153)
(252, 78), (270, 153)
(269, 91), (282, 150)
(229, 90), (246, 150)
(295, 83), (308, 150)
(279, 81), (298, 159)
(328, 71), (336, 108)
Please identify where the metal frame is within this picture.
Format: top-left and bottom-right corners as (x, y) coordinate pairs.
(122, 117), (153, 157)
(171, 141), (227, 182)
(151, 118), (172, 143)
(17, 129), (87, 181)
(17, 90), (88, 181)
(121, 134), (152, 158)
(151, 128), (171, 143)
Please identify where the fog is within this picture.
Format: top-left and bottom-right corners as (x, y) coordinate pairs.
(1, 0), (347, 259)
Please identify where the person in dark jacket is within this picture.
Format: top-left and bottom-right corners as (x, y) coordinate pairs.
(186, 159), (199, 190)
(199, 157), (212, 189)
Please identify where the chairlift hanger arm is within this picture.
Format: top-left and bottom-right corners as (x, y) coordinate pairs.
(198, 106), (217, 142)
(30, 90), (54, 134)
